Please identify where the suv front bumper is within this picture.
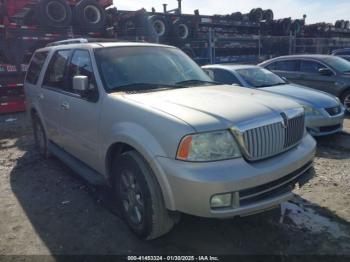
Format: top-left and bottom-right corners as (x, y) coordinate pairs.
(153, 134), (316, 218)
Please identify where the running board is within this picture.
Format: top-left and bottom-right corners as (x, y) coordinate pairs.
(48, 142), (107, 186)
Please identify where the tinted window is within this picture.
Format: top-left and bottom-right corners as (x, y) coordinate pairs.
(323, 56), (350, 73)
(300, 60), (326, 73)
(213, 69), (240, 85)
(26, 52), (48, 84)
(67, 50), (96, 93)
(334, 50), (350, 55)
(271, 60), (299, 72)
(43, 50), (70, 88)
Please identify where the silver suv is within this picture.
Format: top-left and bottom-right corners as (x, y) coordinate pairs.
(24, 40), (316, 240)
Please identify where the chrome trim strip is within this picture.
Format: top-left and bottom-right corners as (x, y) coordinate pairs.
(239, 163), (313, 201)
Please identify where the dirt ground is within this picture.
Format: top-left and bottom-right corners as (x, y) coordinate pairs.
(0, 113), (349, 256)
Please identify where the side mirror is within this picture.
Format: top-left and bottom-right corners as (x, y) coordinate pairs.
(73, 75), (89, 93)
(319, 68), (333, 76)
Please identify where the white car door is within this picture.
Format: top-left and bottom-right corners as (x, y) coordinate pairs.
(39, 49), (71, 146)
(58, 49), (101, 170)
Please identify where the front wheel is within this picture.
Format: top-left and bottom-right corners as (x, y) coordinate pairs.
(113, 151), (175, 240)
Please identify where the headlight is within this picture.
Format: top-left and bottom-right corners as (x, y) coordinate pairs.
(176, 130), (241, 162)
(303, 105), (322, 116)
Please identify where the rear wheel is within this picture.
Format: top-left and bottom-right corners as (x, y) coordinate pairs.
(113, 151), (175, 240)
(341, 90), (350, 114)
(32, 115), (51, 158)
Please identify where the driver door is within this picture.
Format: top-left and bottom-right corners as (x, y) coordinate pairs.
(58, 49), (102, 170)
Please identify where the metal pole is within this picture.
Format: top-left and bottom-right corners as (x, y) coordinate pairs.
(289, 31), (292, 55)
(208, 28), (212, 64)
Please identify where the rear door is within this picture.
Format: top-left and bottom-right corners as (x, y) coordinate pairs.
(24, 51), (49, 114)
(265, 60), (301, 83)
(58, 49), (101, 169)
(298, 59), (338, 93)
(40, 49), (71, 145)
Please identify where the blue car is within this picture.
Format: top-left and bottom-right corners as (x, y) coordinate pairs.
(203, 64), (345, 136)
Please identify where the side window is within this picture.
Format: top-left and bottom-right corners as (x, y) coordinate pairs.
(273, 60), (299, 72)
(26, 51), (48, 84)
(335, 50), (350, 56)
(300, 60), (326, 74)
(213, 69), (241, 85)
(67, 50), (96, 93)
(43, 50), (70, 89)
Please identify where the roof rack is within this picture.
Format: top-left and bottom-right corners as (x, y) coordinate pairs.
(46, 38), (89, 47)
(46, 38), (123, 47)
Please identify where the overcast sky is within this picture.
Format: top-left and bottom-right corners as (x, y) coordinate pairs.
(113, 0), (350, 24)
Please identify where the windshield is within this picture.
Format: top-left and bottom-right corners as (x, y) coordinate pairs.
(236, 67), (286, 88)
(323, 56), (350, 73)
(94, 46), (213, 91)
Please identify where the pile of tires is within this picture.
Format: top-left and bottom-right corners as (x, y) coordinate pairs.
(335, 20), (350, 30)
(248, 8), (274, 22)
(271, 18), (292, 35)
(34, 0), (106, 31)
(304, 23), (332, 37)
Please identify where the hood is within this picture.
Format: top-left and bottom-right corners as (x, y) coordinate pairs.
(261, 84), (339, 108)
(119, 85), (302, 132)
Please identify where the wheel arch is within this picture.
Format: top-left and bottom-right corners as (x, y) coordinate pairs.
(105, 139), (176, 210)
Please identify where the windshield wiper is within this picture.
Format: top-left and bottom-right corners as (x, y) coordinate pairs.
(255, 82), (287, 88)
(110, 83), (183, 93)
(176, 79), (221, 86)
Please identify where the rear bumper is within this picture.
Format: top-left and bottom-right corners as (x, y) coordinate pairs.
(153, 134), (316, 218)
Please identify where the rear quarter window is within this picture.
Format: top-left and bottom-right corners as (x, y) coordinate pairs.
(25, 52), (49, 85)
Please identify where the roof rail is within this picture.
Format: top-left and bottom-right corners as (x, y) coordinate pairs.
(46, 38), (127, 47)
(46, 38), (89, 47)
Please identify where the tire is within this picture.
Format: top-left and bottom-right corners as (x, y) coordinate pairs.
(32, 114), (51, 158)
(249, 8), (263, 23)
(171, 18), (191, 43)
(280, 18), (291, 35)
(74, 0), (106, 30)
(36, 0), (72, 28)
(113, 151), (175, 240)
(262, 9), (274, 22)
(231, 12), (243, 21)
(341, 90), (350, 114)
(148, 15), (169, 42)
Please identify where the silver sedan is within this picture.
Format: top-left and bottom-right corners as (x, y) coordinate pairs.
(203, 64), (345, 136)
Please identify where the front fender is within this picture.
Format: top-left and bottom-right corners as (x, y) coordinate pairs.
(100, 121), (176, 210)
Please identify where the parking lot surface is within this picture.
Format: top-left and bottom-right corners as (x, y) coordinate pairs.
(0, 113), (349, 255)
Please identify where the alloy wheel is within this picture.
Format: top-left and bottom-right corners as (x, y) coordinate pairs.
(120, 169), (145, 225)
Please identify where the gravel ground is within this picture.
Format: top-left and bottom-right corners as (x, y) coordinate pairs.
(0, 113), (349, 256)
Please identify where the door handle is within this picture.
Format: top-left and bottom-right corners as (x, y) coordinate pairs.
(61, 101), (70, 110)
(37, 93), (44, 100)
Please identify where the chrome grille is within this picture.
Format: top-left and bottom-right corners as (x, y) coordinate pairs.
(241, 114), (305, 161)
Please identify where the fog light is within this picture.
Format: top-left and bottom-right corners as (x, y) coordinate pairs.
(210, 193), (232, 208)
